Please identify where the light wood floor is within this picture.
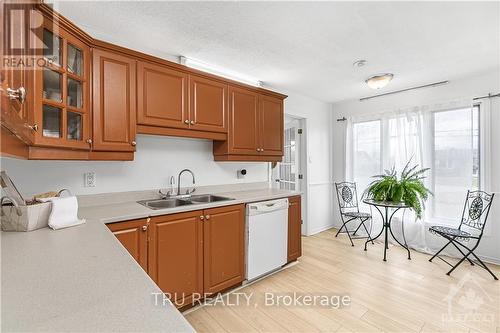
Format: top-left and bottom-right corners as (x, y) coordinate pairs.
(185, 228), (500, 333)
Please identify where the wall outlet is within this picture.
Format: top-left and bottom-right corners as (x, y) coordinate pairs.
(84, 172), (96, 187)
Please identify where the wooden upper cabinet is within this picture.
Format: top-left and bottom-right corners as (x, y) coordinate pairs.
(260, 95), (284, 156)
(0, 2), (34, 145)
(203, 204), (245, 295)
(287, 195), (302, 263)
(107, 219), (148, 271)
(32, 15), (91, 150)
(137, 62), (188, 129)
(189, 75), (227, 133)
(148, 210), (203, 308)
(92, 48), (136, 152)
(213, 86), (285, 162)
(228, 86), (259, 154)
(0, 4), (288, 161)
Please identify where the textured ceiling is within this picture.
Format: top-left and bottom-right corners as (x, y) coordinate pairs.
(52, 1), (500, 103)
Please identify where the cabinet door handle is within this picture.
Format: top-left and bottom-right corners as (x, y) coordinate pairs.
(131, 141), (136, 146)
(200, 215), (205, 221)
(142, 225), (148, 231)
(205, 214), (210, 220)
(7, 87), (26, 104)
(26, 123), (38, 132)
(184, 120), (189, 124)
(86, 138), (92, 145)
(256, 148), (260, 152)
(190, 120), (195, 125)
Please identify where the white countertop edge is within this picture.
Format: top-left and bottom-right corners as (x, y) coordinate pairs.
(82, 189), (301, 224)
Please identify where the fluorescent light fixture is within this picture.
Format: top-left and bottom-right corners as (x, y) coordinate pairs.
(180, 56), (263, 87)
(365, 73), (394, 90)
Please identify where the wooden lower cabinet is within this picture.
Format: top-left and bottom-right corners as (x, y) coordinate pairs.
(107, 204), (245, 308)
(107, 219), (148, 271)
(148, 210), (204, 308)
(287, 196), (302, 262)
(203, 205), (245, 295)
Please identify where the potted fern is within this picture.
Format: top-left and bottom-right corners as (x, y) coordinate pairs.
(363, 160), (432, 218)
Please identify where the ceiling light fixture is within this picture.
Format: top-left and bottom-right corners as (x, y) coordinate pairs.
(179, 56), (263, 87)
(365, 73), (394, 90)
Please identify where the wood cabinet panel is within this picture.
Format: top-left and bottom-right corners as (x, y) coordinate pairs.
(148, 210), (203, 308)
(0, 2), (34, 145)
(287, 195), (302, 263)
(92, 49), (136, 151)
(189, 75), (227, 133)
(203, 204), (245, 295)
(31, 14), (91, 150)
(107, 219), (148, 271)
(213, 87), (285, 161)
(1, 4), (287, 161)
(260, 95), (284, 156)
(228, 86), (259, 154)
(137, 62), (188, 129)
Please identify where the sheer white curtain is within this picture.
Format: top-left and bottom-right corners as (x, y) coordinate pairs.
(344, 98), (476, 255)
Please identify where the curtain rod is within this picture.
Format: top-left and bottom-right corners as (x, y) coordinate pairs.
(473, 93), (500, 101)
(359, 80), (449, 101)
(336, 90), (499, 123)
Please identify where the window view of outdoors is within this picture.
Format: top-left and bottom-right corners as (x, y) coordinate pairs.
(432, 106), (479, 220)
(353, 120), (381, 196)
(351, 106), (480, 221)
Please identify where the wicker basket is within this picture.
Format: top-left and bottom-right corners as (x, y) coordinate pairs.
(1, 199), (52, 232)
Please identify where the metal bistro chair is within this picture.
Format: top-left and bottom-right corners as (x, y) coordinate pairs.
(335, 182), (373, 246)
(429, 190), (497, 280)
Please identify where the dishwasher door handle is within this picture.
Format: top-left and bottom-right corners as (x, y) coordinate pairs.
(247, 199), (289, 214)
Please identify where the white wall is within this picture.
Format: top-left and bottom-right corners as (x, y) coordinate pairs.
(331, 70), (500, 262)
(1, 87), (334, 239)
(0, 135), (268, 197)
(275, 87), (333, 236)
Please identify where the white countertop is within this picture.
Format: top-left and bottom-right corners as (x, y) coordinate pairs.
(1, 186), (298, 332)
(79, 187), (300, 224)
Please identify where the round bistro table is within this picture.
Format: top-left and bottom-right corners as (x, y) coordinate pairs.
(362, 199), (411, 261)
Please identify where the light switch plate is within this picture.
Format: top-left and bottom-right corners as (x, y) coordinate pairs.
(84, 172), (96, 187)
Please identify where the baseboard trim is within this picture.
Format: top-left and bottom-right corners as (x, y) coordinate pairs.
(307, 224), (336, 236)
(477, 254), (500, 265)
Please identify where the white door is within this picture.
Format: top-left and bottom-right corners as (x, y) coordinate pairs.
(271, 116), (307, 234)
(276, 118), (302, 191)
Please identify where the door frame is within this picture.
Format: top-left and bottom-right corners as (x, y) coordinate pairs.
(269, 114), (308, 235)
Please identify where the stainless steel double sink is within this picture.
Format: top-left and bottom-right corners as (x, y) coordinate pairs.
(137, 194), (234, 210)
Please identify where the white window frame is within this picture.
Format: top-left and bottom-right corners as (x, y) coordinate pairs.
(349, 104), (484, 223)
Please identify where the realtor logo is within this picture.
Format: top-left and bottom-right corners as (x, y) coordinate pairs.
(2, 3), (55, 68)
(442, 272), (495, 324)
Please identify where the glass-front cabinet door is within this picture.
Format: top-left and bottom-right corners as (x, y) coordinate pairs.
(33, 17), (90, 150)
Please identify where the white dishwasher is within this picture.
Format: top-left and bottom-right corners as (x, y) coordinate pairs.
(246, 198), (289, 281)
